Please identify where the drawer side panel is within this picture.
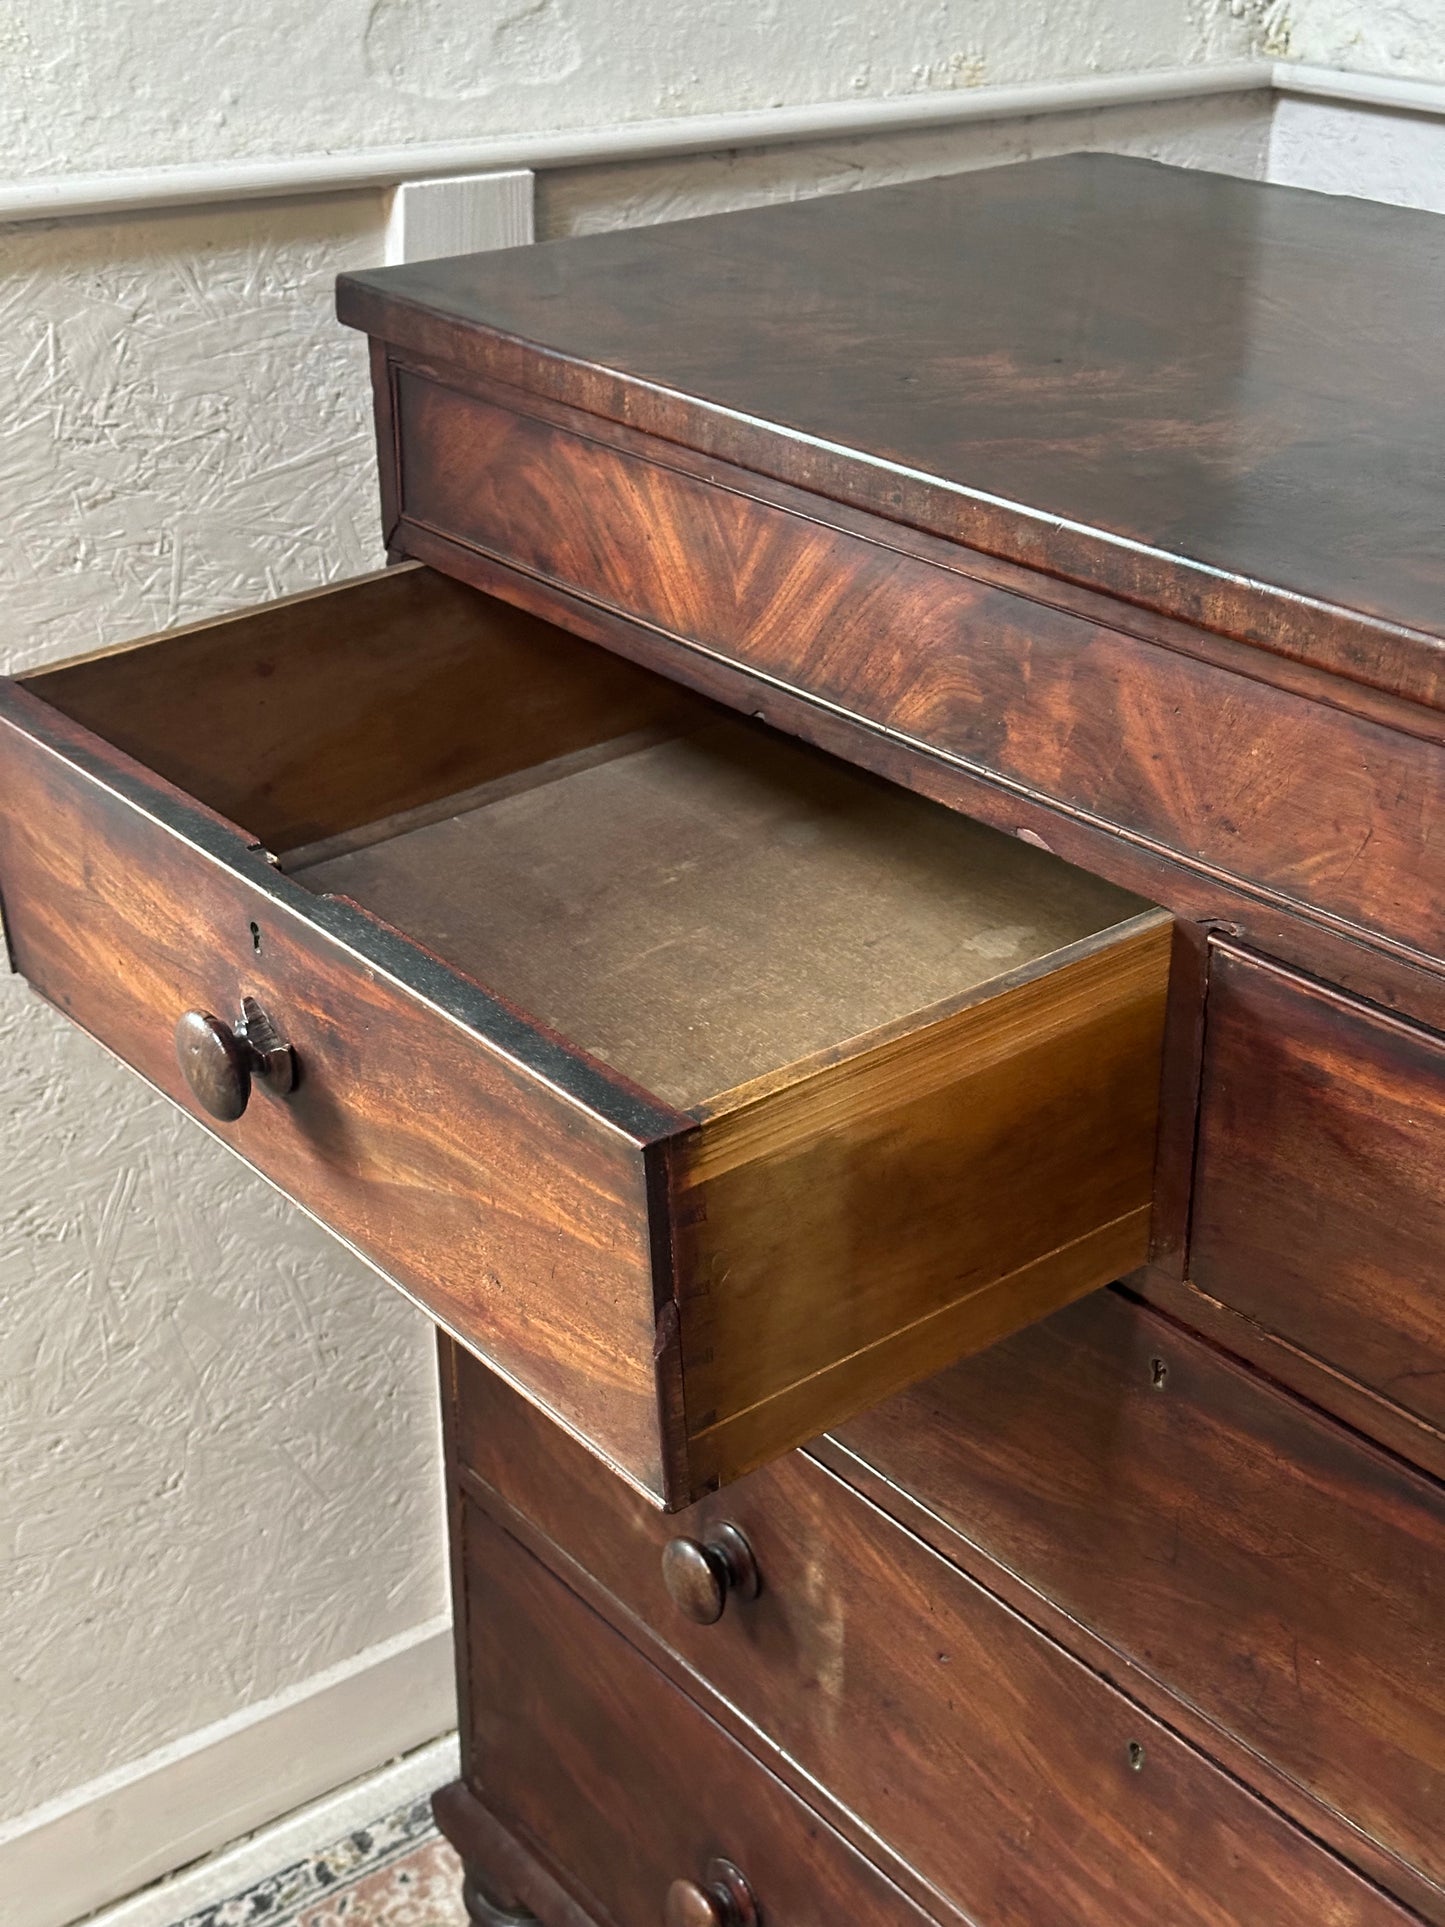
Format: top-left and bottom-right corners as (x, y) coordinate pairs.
(673, 917), (1171, 1491)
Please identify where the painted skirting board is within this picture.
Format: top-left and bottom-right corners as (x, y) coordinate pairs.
(86, 1733), (461, 1927)
(0, 1618), (455, 1927)
(0, 62), (1272, 222)
(0, 62), (1441, 228)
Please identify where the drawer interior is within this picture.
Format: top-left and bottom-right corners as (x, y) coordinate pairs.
(27, 564), (1153, 1119)
(291, 718), (1142, 1112)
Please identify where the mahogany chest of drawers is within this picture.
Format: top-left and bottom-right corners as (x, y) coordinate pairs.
(3, 154), (1442, 1924)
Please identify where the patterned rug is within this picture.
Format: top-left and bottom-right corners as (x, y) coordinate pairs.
(173, 1796), (470, 1927)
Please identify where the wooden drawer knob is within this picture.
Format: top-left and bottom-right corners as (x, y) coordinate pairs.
(665, 1860), (758, 1927)
(175, 997), (295, 1121)
(661, 1524), (760, 1624)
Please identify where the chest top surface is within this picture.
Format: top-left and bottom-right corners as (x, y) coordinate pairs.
(339, 153), (1445, 709)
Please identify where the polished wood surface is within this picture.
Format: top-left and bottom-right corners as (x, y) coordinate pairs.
(339, 155), (1445, 705)
(670, 913), (1168, 1490)
(1191, 944), (1445, 1439)
(316, 158), (1445, 1926)
(9, 155), (1444, 1927)
(381, 370), (1445, 982)
(459, 1502), (940, 1927)
(450, 1319), (1445, 1915)
(832, 1291), (1445, 1910)
(0, 659), (679, 1500)
(398, 512), (1445, 1041)
(0, 567), (1168, 1505)
(453, 1350), (1419, 1927)
(369, 154), (1445, 1911)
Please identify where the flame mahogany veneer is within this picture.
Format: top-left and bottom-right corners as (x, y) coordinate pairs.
(0, 155), (1439, 1926)
(341, 155), (1445, 1926)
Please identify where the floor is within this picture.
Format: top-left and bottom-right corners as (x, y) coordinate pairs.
(172, 1796), (469, 1927)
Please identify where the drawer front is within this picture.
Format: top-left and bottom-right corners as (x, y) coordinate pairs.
(461, 1501), (938, 1927)
(386, 365), (1444, 965)
(1191, 943), (1445, 1436)
(451, 1345), (1418, 1927)
(835, 1291), (1445, 1901)
(0, 686), (672, 1496)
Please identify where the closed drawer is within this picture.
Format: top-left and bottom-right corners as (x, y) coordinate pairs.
(360, 359), (1445, 969)
(0, 563), (1168, 1508)
(1191, 943), (1445, 1437)
(450, 1342), (1421, 1927)
(460, 1500), (939, 1927)
(835, 1291), (1445, 1905)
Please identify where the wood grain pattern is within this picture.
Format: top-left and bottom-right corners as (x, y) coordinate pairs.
(832, 1291), (1445, 1906)
(454, 1362), (1422, 1927)
(24, 560), (704, 856)
(394, 525), (1445, 1040)
(386, 372), (1445, 971)
(671, 917), (1170, 1490)
(0, 682), (681, 1500)
(1134, 1267), (1445, 1490)
(339, 155), (1445, 709)
(9, 150), (1442, 1927)
(334, 157), (1445, 1927)
(0, 572), (1169, 1506)
(462, 1502), (940, 1927)
(1191, 945), (1445, 1437)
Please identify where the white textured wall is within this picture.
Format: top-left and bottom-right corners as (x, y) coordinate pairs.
(1270, 1), (1445, 209)
(0, 196), (450, 1827)
(0, 204), (384, 672)
(4, 1), (1265, 177)
(1272, 0), (1445, 81)
(0, 0), (1275, 1902)
(1270, 91), (1445, 209)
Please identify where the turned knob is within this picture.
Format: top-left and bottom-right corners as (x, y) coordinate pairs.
(175, 996), (295, 1121)
(665, 1860), (757, 1927)
(661, 1524), (760, 1625)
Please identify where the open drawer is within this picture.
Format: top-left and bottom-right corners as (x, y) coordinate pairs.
(0, 563), (1170, 1506)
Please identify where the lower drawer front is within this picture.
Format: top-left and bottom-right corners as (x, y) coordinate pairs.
(452, 1343), (1416, 1927)
(461, 1501), (937, 1927)
(835, 1291), (1445, 1904)
(1191, 942), (1445, 1436)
